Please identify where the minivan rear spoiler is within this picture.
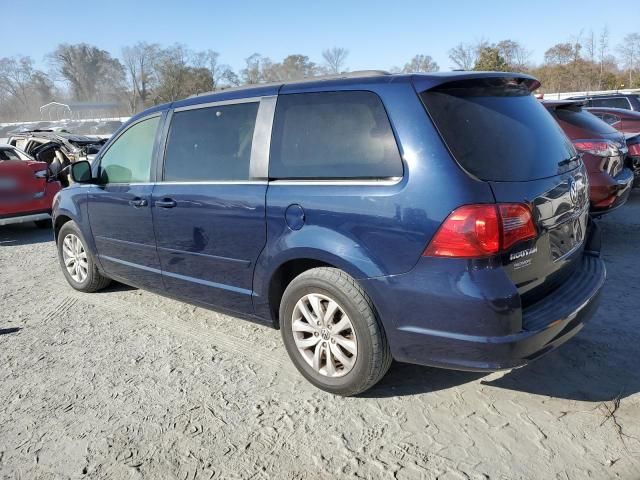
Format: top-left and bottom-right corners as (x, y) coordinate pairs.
(541, 100), (587, 109)
(411, 72), (541, 93)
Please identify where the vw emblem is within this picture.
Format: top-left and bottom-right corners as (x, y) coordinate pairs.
(568, 179), (579, 205)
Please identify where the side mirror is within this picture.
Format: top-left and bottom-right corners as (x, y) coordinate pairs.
(70, 161), (93, 184)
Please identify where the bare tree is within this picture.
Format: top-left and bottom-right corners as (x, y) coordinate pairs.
(544, 43), (576, 65)
(582, 30), (598, 90)
(448, 43), (476, 70)
(496, 40), (531, 71)
(49, 43), (125, 102)
(121, 42), (160, 113)
(0, 56), (54, 120)
(618, 33), (640, 88)
(540, 43), (577, 93)
(0, 56), (36, 111)
(322, 47), (349, 74)
(193, 49), (238, 89)
(402, 54), (439, 73)
(240, 53), (266, 84)
(153, 44), (213, 102)
(261, 55), (317, 82)
(583, 30), (596, 63)
(598, 27), (610, 89)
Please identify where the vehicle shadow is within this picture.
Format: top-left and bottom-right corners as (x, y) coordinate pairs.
(96, 281), (137, 293)
(480, 334), (640, 402)
(363, 330), (639, 402)
(360, 362), (485, 398)
(0, 224), (53, 246)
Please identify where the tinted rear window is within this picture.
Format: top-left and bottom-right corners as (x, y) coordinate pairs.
(590, 97), (631, 109)
(164, 102), (259, 181)
(552, 107), (619, 135)
(269, 91), (402, 179)
(420, 83), (576, 181)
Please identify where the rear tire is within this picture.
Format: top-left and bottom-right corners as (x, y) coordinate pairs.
(280, 267), (392, 396)
(57, 221), (111, 293)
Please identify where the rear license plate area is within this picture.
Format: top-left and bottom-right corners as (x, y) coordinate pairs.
(549, 210), (587, 262)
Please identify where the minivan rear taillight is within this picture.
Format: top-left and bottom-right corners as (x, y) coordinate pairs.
(424, 204), (536, 258)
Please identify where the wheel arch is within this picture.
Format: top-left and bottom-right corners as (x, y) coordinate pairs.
(261, 249), (384, 329)
(53, 214), (73, 242)
(267, 258), (334, 327)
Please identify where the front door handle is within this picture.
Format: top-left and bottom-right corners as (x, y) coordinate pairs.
(128, 198), (148, 207)
(155, 198), (177, 208)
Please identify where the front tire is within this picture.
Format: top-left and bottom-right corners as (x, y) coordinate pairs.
(57, 221), (111, 292)
(280, 267), (392, 396)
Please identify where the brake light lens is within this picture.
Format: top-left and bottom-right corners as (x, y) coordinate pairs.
(499, 204), (537, 250)
(629, 143), (640, 156)
(424, 204), (536, 258)
(572, 140), (619, 157)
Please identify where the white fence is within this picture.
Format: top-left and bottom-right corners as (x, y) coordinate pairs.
(540, 88), (640, 100)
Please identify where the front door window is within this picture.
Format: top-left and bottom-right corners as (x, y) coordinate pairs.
(99, 116), (159, 184)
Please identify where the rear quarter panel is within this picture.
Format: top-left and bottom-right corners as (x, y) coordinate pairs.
(253, 80), (495, 320)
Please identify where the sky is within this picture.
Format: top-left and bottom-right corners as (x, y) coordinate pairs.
(2, 0), (638, 73)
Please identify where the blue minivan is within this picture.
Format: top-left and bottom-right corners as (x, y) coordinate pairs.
(54, 71), (606, 395)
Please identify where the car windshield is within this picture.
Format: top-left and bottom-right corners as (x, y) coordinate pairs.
(420, 82), (577, 181)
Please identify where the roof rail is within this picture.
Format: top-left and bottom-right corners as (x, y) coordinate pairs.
(190, 70), (392, 98)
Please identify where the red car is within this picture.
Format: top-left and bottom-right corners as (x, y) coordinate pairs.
(0, 144), (62, 227)
(585, 108), (640, 186)
(543, 101), (634, 214)
(624, 133), (640, 187)
(586, 107), (640, 134)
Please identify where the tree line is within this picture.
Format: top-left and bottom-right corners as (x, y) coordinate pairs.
(1, 29), (639, 122)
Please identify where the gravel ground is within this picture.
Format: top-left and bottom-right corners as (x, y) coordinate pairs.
(1, 192), (640, 480)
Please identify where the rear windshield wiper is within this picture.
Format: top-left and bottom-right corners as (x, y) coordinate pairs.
(558, 154), (582, 167)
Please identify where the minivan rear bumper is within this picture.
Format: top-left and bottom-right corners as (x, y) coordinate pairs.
(361, 227), (606, 372)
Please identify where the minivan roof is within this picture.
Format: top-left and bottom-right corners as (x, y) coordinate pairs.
(128, 70), (541, 123)
(177, 70), (539, 106)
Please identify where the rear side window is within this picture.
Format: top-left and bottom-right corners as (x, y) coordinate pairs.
(601, 113), (621, 126)
(552, 107), (619, 135)
(591, 97), (631, 110)
(269, 91), (402, 179)
(0, 148), (22, 161)
(420, 81), (576, 181)
(163, 102), (259, 181)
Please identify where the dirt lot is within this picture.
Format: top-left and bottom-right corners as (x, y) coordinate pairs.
(1, 193), (640, 480)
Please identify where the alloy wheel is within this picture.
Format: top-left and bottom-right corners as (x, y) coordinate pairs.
(291, 293), (358, 377)
(62, 233), (88, 283)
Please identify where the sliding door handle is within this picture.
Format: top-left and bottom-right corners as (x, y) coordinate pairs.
(155, 199), (177, 208)
(128, 198), (148, 207)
